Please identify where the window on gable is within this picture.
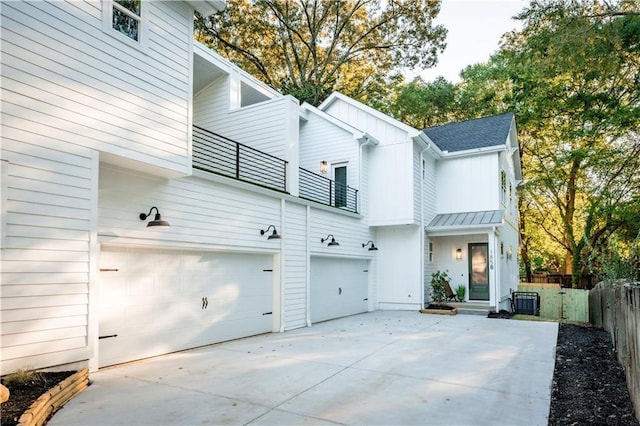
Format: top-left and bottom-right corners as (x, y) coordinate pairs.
(500, 170), (507, 203)
(112, 0), (142, 41)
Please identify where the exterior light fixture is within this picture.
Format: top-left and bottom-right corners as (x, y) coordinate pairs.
(260, 224), (281, 240)
(320, 160), (328, 174)
(456, 248), (462, 260)
(139, 206), (170, 228)
(321, 234), (339, 246)
(362, 241), (378, 251)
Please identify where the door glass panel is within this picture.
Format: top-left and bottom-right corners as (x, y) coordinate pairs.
(334, 165), (347, 207)
(469, 243), (489, 300)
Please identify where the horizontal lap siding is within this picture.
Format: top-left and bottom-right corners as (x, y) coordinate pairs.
(299, 114), (359, 191)
(309, 209), (372, 257)
(1, 144), (95, 372)
(0, 1), (192, 174)
(282, 203), (308, 329)
(99, 167), (282, 251)
(194, 83), (289, 159)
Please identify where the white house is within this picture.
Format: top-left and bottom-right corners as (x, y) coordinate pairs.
(423, 113), (521, 309)
(318, 96), (522, 311)
(0, 0), (521, 375)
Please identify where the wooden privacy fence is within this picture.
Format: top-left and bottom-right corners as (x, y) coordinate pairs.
(518, 283), (589, 322)
(589, 281), (640, 422)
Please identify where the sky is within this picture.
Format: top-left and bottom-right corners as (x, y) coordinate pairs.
(406, 0), (529, 83)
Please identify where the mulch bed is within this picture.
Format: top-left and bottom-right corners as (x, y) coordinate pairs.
(548, 323), (638, 425)
(1, 371), (75, 426)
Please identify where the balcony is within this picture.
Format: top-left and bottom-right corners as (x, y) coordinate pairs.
(192, 126), (359, 213)
(299, 167), (358, 213)
(193, 125), (287, 192)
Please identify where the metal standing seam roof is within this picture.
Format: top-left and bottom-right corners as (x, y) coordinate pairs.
(427, 210), (504, 229)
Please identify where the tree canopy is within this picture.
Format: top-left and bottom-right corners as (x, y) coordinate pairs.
(194, 0), (447, 105)
(381, 0), (640, 286)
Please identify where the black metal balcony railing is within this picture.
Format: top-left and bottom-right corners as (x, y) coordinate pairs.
(299, 167), (358, 213)
(193, 125), (287, 192)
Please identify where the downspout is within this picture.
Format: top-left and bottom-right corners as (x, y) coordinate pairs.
(305, 205), (311, 327)
(492, 226), (500, 309)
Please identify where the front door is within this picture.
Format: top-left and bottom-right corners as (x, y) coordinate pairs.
(469, 243), (489, 300)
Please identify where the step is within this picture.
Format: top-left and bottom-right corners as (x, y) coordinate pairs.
(447, 302), (494, 316)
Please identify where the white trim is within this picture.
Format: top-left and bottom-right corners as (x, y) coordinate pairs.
(102, 0), (149, 51)
(88, 151), (100, 372)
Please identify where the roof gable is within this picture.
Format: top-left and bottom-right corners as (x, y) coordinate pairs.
(423, 113), (514, 153)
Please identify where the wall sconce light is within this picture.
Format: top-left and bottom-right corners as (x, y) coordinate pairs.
(139, 206), (170, 228)
(260, 224), (281, 240)
(507, 246), (513, 260)
(362, 241), (378, 251)
(456, 248), (462, 260)
(321, 234), (339, 246)
(320, 160), (328, 174)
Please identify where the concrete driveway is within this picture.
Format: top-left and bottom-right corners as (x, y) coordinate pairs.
(50, 311), (558, 425)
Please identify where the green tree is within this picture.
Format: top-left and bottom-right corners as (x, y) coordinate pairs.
(194, 0), (447, 105)
(507, 0), (640, 286)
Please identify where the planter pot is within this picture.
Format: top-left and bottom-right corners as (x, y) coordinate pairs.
(420, 305), (457, 315)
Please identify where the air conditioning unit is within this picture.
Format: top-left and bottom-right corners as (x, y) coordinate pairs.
(512, 291), (540, 316)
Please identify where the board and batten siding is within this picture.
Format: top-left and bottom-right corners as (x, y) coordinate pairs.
(0, 141), (97, 373)
(436, 154), (500, 214)
(282, 203), (308, 330)
(1, 0), (194, 176)
(322, 98), (408, 144)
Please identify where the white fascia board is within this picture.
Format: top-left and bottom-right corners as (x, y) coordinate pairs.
(440, 144), (504, 159)
(300, 102), (379, 145)
(425, 224), (502, 237)
(186, 0), (225, 16)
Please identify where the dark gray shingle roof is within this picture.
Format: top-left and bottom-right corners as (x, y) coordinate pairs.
(423, 112), (514, 153)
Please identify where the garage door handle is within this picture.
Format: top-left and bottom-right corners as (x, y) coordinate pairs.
(99, 334), (118, 339)
(338, 287), (342, 295)
(262, 312), (272, 316)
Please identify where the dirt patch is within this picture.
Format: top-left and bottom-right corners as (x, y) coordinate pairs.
(548, 323), (638, 425)
(1, 371), (75, 426)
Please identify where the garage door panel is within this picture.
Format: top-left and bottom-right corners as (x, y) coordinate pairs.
(310, 257), (368, 323)
(99, 247), (274, 367)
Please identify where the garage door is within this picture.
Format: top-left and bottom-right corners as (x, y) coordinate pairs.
(310, 257), (369, 323)
(98, 246), (274, 367)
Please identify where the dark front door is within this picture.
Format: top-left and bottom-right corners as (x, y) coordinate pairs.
(469, 243), (489, 300)
(334, 165), (347, 207)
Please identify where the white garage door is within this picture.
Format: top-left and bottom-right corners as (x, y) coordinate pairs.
(98, 246), (274, 367)
(310, 257), (369, 323)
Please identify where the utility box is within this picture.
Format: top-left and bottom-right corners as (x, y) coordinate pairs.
(513, 291), (540, 316)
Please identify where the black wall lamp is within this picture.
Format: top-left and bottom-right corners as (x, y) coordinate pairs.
(260, 224), (281, 240)
(362, 241), (378, 251)
(320, 160), (328, 174)
(139, 206), (170, 228)
(321, 234), (339, 246)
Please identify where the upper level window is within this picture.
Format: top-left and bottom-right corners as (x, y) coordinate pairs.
(500, 169), (507, 204)
(112, 0), (141, 41)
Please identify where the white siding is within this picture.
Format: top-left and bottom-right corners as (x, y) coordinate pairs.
(194, 82), (293, 159)
(436, 154), (500, 214)
(282, 203), (308, 330)
(322, 98), (408, 144)
(299, 114), (358, 182)
(99, 166), (282, 250)
(309, 209), (374, 258)
(376, 226), (422, 310)
(1, 1), (193, 175)
(368, 143), (414, 225)
(0, 142), (96, 372)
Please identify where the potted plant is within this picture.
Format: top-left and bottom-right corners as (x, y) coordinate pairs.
(455, 285), (466, 301)
(420, 271), (457, 315)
